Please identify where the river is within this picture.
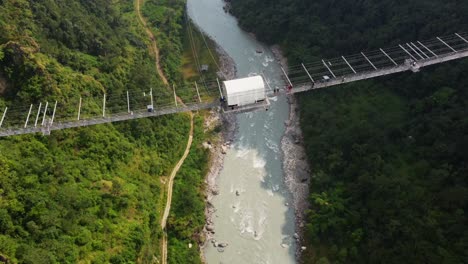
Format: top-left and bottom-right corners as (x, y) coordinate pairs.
(187, 0), (296, 263)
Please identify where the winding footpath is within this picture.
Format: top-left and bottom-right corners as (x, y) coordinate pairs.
(136, 0), (169, 85)
(134, 1), (193, 263)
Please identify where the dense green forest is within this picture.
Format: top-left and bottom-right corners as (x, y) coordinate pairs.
(231, 0), (468, 263)
(0, 0), (207, 263)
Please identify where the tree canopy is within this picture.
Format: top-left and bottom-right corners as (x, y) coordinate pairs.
(231, 0), (468, 263)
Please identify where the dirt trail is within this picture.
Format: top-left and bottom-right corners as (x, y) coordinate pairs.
(135, 0), (169, 85)
(135, 2), (195, 263)
(160, 111), (193, 264)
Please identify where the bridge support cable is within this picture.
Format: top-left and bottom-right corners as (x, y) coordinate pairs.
(411, 42), (430, 59)
(0, 107), (7, 128)
(380, 48), (398, 66)
(342, 56), (357, 73)
(301, 63), (315, 84)
(41, 102), (49, 126)
(437, 37), (457, 52)
(418, 41), (438, 57)
(399, 44), (419, 61)
(35, 103), (42, 127)
(455, 33), (468, 44)
(281, 66), (293, 87)
(322, 59), (337, 78)
(51, 101), (57, 126)
(24, 104), (33, 128)
(173, 85), (178, 107)
(194, 82), (202, 103)
(361, 52), (378, 70)
(406, 43), (425, 60)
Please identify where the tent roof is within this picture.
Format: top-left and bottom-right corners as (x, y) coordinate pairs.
(223, 76), (264, 95)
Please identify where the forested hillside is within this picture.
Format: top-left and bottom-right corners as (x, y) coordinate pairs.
(231, 0), (468, 263)
(0, 0), (201, 262)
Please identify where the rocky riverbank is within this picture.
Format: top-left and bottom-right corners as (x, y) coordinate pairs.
(273, 44), (311, 260)
(201, 109), (237, 256)
(281, 95), (311, 258)
(200, 36), (238, 257)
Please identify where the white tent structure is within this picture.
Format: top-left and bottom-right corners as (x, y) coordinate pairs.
(222, 76), (266, 107)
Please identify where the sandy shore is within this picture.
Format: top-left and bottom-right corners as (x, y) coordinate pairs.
(272, 45), (311, 260)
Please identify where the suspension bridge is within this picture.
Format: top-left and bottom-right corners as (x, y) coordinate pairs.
(1, 33), (468, 137)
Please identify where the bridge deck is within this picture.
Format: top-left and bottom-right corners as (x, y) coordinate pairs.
(1, 33), (468, 137)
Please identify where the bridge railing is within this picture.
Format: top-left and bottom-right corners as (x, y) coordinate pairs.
(0, 81), (221, 136)
(283, 32), (468, 91)
(2, 33), (468, 137)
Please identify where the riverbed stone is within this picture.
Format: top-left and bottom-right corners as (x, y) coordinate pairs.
(218, 242), (228, 248)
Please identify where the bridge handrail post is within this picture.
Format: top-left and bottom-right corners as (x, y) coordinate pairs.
(41, 102), (49, 126)
(280, 66), (293, 88)
(103, 94), (106, 117)
(301, 63), (315, 84)
(173, 84), (178, 107)
(216, 78), (224, 100)
(35, 103), (42, 127)
(194, 82), (202, 103)
(0, 107), (7, 128)
(406, 43), (425, 60)
(417, 41), (438, 57)
(361, 52), (378, 70)
(411, 42), (430, 59)
(24, 104), (33, 128)
(78, 97), (82, 120)
(455, 33), (468, 44)
(322, 59), (337, 78)
(380, 48), (398, 66)
(51, 101), (57, 126)
(437, 37), (457, 53)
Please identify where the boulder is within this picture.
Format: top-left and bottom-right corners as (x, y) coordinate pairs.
(218, 242), (228, 248)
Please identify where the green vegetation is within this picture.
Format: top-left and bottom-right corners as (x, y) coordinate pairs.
(142, 0), (186, 84)
(0, 0), (208, 263)
(231, 0), (468, 263)
(182, 20), (221, 83)
(167, 114), (210, 264)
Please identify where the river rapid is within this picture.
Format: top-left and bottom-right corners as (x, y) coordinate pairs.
(187, 0), (297, 263)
